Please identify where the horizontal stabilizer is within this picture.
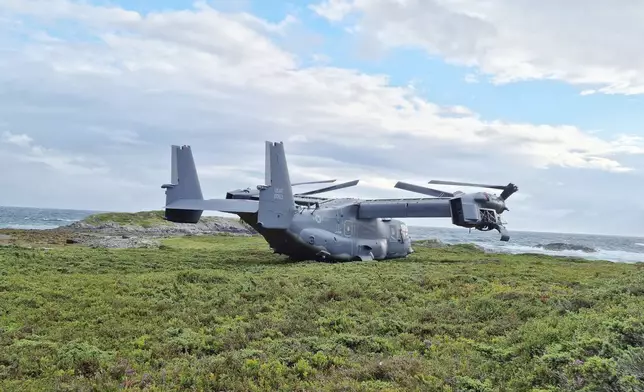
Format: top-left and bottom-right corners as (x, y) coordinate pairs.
(296, 179), (359, 196)
(166, 199), (259, 213)
(394, 181), (454, 198)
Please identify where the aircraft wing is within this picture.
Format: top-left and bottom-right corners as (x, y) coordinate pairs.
(294, 195), (330, 205)
(357, 198), (452, 219)
(166, 199), (259, 213)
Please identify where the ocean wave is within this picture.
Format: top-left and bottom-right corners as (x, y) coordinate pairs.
(476, 243), (644, 264)
(535, 242), (596, 253)
(20, 217), (77, 222)
(0, 223), (60, 230)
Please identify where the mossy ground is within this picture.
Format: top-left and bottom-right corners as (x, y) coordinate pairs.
(80, 210), (173, 228)
(1, 235), (644, 391)
(78, 210), (255, 232)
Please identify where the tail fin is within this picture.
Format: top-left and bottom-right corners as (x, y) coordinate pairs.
(162, 145), (204, 223)
(257, 141), (295, 229)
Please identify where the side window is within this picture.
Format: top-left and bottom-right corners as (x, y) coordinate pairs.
(344, 220), (352, 237)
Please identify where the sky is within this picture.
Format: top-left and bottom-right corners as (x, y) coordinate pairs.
(1, 0), (644, 236)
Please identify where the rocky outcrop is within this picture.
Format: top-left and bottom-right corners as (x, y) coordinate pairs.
(412, 238), (486, 253)
(536, 242), (597, 253)
(64, 216), (256, 237)
(71, 234), (162, 249)
(413, 239), (448, 248)
(28, 213), (261, 249)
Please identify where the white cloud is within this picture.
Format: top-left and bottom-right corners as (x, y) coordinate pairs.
(1, 131), (108, 175)
(1, 0), (641, 172)
(311, 0), (644, 95)
(2, 131), (33, 147)
(0, 0), (643, 234)
(89, 127), (143, 145)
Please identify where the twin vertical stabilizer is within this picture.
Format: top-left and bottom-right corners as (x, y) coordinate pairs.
(257, 141), (296, 229)
(161, 141), (294, 227)
(162, 145), (259, 223)
(162, 145), (204, 223)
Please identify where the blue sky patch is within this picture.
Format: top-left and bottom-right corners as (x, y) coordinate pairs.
(41, 0), (643, 138)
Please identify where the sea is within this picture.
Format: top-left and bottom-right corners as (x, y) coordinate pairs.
(2, 206), (644, 264)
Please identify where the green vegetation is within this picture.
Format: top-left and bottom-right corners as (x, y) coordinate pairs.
(1, 235), (644, 391)
(80, 210), (173, 228)
(78, 210), (256, 232)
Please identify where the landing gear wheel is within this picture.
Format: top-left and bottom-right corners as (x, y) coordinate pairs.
(315, 250), (331, 262)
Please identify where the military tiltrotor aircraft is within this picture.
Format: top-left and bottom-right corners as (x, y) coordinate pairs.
(161, 141), (518, 262)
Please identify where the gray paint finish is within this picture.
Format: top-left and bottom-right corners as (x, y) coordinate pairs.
(160, 141), (518, 262)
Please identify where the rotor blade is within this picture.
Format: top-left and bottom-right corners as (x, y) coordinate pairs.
(296, 179), (359, 195)
(291, 179), (337, 186)
(394, 181), (454, 198)
(428, 179), (507, 190)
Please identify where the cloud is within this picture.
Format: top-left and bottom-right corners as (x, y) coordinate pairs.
(2, 131), (33, 147)
(0, 0), (643, 234)
(89, 127), (144, 145)
(311, 0), (644, 95)
(1, 131), (108, 175)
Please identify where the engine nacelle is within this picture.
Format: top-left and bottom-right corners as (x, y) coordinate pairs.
(449, 197), (509, 241)
(164, 208), (203, 224)
(449, 197), (498, 228)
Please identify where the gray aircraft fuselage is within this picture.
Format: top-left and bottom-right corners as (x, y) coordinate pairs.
(162, 142), (516, 262)
(235, 197), (412, 262)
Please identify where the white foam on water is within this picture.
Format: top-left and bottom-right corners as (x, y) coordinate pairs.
(476, 242), (644, 264)
(0, 223), (57, 230)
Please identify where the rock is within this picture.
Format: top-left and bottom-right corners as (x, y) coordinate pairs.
(536, 242), (596, 253)
(63, 216), (255, 238)
(413, 239), (448, 248)
(450, 243), (487, 253)
(77, 235), (161, 249)
(412, 239), (486, 253)
(4, 211), (258, 250)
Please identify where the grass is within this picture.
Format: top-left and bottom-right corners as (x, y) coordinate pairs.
(1, 235), (644, 391)
(78, 210), (255, 232)
(81, 210), (173, 228)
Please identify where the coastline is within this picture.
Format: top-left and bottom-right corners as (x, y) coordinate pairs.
(0, 211), (257, 249)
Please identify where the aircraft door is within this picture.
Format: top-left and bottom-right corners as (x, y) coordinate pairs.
(343, 220), (357, 257)
(389, 225), (400, 243)
(386, 221), (408, 258)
